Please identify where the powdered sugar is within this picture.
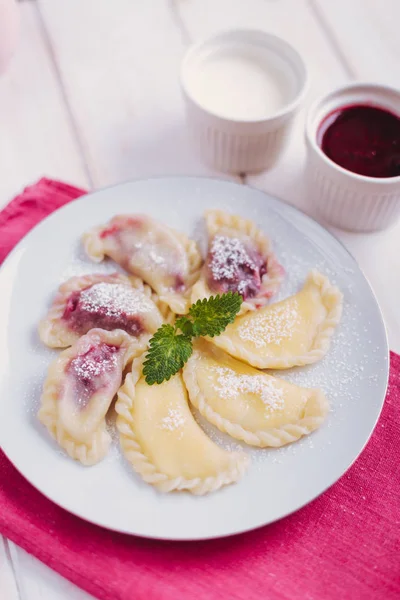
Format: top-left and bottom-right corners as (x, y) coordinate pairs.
(70, 347), (118, 381)
(212, 366), (284, 411)
(237, 279), (247, 295)
(79, 282), (154, 316)
(238, 300), (299, 347)
(160, 407), (186, 431)
(67, 343), (121, 407)
(149, 249), (167, 266)
(209, 235), (255, 281)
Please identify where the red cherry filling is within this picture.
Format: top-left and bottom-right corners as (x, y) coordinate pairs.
(174, 274), (186, 293)
(100, 224), (120, 239)
(67, 343), (120, 408)
(99, 217), (142, 239)
(62, 282), (145, 337)
(206, 235), (266, 300)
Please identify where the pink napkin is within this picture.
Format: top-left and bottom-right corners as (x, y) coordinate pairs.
(0, 179), (399, 600)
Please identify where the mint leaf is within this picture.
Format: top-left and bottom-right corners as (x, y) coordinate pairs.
(143, 324), (192, 385)
(189, 292), (242, 337)
(143, 292), (242, 384)
(174, 316), (195, 338)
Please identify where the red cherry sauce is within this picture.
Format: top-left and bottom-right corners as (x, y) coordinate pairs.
(319, 104), (400, 178)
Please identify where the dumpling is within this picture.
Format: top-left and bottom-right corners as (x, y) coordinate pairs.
(38, 329), (136, 465)
(191, 209), (283, 313)
(183, 340), (329, 447)
(115, 358), (249, 494)
(83, 215), (202, 313)
(38, 272), (165, 351)
(210, 270), (343, 369)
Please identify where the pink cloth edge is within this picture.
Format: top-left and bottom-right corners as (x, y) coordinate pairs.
(0, 178), (86, 263)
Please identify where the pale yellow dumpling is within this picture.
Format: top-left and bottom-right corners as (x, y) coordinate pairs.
(183, 341), (329, 448)
(115, 360), (249, 494)
(210, 270), (343, 369)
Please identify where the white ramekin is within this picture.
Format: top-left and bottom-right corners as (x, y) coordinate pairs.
(305, 83), (400, 232)
(180, 29), (307, 174)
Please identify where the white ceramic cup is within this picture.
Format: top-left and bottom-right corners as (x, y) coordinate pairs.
(305, 83), (400, 232)
(180, 29), (307, 174)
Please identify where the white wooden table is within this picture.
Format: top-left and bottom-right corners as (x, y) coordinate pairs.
(0, 1), (399, 598)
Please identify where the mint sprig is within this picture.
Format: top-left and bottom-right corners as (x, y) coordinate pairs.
(143, 292), (242, 385)
(142, 324), (192, 385)
(189, 293), (242, 337)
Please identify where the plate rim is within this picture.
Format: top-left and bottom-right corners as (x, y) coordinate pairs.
(0, 176), (390, 540)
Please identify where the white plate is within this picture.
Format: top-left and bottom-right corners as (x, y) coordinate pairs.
(0, 177), (389, 540)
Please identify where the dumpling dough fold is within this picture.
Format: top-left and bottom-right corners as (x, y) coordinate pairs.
(183, 340), (329, 448)
(191, 209), (283, 314)
(38, 329), (136, 465)
(83, 214), (202, 314)
(210, 270), (343, 369)
(116, 357), (249, 494)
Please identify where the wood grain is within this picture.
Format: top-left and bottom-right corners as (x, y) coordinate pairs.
(9, 545), (94, 600)
(0, 3), (89, 209)
(37, 0), (237, 188)
(0, 538), (19, 600)
(314, 0), (400, 85)
(0, 3), (91, 599)
(1, 1), (399, 599)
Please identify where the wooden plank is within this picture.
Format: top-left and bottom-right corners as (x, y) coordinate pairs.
(0, 3), (89, 209)
(37, 0), (237, 188)
(313, 0), (400, 84)
(337, 223), (400, 353)
(9, 545), (95, 600)
(0, 538), (19, 600)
